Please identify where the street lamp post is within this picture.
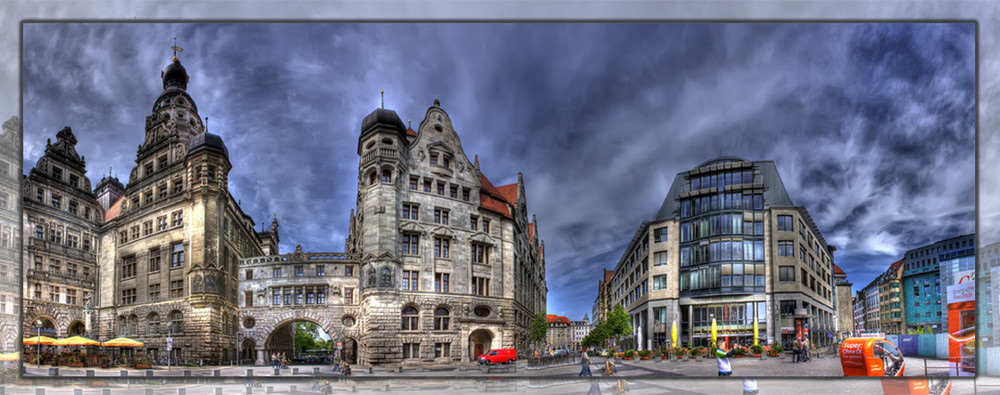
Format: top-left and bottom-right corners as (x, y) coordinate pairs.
(36, 319), (41, 369)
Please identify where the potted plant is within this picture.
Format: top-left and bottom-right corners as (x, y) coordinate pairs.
(689, 347), (704, 359)
(750, 344), (765, 358)
(769, 343), (784, 358)
(623, 349), (635, 360)
(660, 347), (670, 359)
(638, 350), (651, 360)
(732, 346), (748, 358)
(68, 355), (84, 368)
(672, 347), (686, 360)
(135, 357), (151, 369)
(100, 356), (110, 369)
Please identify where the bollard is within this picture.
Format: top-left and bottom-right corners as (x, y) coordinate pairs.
(74, 390), (82, 395)
(120, 370), (129, 377)
(289, 385), (297, 393)
(102, 390), (111, 395)
(347, 384), (356, 393)
(265, 386), (274, 393)
(417, 366), (424, 372)
(215, 387), (223, 395)
(35, 389), (43, 395)
(363, 367), (372, 374)
(246, 369), (254, 376)
(86, 369), (95, 377)
(244, 387), (253, 394)
(313, 367), (320, 374)
(146, 370), (154, 377)
(48, 367), (58, 376)
(292, 368), (298, 374)
(273, 368), (280, 375)
(177, 389), (186, 395)
(213, 369), (221, 377)
(393, 366), (402, 373)
(145, 390), (154, 395)
(183, 370), (192, 377)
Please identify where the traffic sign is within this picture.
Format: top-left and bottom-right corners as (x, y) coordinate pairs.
(166, 337), (173, 351)
(337, 341), (342, 350)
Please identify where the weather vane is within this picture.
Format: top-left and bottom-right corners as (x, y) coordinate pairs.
(171, 36), (184, 62)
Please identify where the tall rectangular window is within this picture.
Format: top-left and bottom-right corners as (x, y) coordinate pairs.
(171, 211), (183, 227)
(409, 176), (418, 190)
(471, 243), (488, 264)
(402, 203), (419, 220)
(462, 188), (470, 201)
(654, 227), (668, 243)
(779, 266), (795, 282)
(149, 250), (161, 272)
(470, 216), (478, 231)
(316, 265), (325, 276)
(273, 267), (281, 278)
(170, 243), (184, 267)
(653, 251), (668, 266)
(121, 288), (136, 305)
(473, 277), (490, 296)
(652, 275), (668, 290)
(170, 280), (183, 297)
(777, 215), (793, 231)
(437, 182), (445, 195)
(157, 216), (167, 231)
(121, 256), (136, 279)
(434, 238), (450, 258)
(435, 272), (450, 293)
(423, 180), (431, 192)
(778, 241), (794, 256)
(483, 219), (490, 233)
(402, 270), (419, 291)
(402, 234), (419, 255)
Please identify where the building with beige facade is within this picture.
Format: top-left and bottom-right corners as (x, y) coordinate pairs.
(0, 117), (20, 353)
(604, 157), (839, 351)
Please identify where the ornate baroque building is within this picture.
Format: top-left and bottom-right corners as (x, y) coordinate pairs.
(0, 117), (20, 352)
(23, 55), (547, 366)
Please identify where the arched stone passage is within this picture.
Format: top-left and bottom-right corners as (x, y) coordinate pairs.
(29, 316), (57, 337)
(241, 339), (256, 364)
(468, 329), (494, 362)
(67, 320), (86, 337)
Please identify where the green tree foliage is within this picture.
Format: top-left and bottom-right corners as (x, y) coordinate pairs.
(606, 304), (633, 348)
(582, 320), (611, 348)
(529, 312), (548, 346)
(294, 322), (321, 356)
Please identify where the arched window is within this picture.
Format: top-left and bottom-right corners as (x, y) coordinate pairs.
(434, 307), (450, 331)
(368, 171), (377, 186)
(118, 316), (127, 336)
(129, 314), (138, 336)
(148, 313), (160, 335)
(381, 169), (392, 184)
(401, 306), (419, 331)
(343, 316), (356, 327)
(170, 310), (184, 333)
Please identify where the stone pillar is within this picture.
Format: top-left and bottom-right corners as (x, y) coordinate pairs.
(256, 349), (265, 366)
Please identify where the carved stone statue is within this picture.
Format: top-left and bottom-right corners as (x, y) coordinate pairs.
(84, 292), (92, 309)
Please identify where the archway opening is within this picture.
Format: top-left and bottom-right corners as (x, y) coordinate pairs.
(67, 320), (86, 337)
(468, 329), (494, 362)
(241, 339), (257, 365)
(30, 317), (56, 337)
(264, 320), (337, 365)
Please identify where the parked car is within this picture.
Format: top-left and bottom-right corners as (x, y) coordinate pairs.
(477, 348), (516, 364)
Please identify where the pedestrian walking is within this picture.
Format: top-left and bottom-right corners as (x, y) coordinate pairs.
(578, 347), (593, 377)
(742, 377), (758, 394)
(804, 337), (812, 362)
(715, 341), (735, 376)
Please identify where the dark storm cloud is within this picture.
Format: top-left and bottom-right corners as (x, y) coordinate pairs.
(22, 23), (974, 320)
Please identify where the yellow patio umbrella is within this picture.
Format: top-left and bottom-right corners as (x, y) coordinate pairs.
(23, 336), (55, 346)
(711, 318), (717, 346)
(102, 337), (144, 347)
(0, 352), (19, 361)
(671, 320), (678, 347)
(53, 336), (101, 347)
(753, 318), (759, 346)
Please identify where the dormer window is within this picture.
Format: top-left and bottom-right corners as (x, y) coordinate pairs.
(69, 174), (79, 188)
(52, 166), (63, 181)
(158, 155), (168, 169)
(51, 195), (61, 209)
(144, 162), (154, 176)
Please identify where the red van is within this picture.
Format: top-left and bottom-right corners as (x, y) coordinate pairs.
(477, 348), (516, 364)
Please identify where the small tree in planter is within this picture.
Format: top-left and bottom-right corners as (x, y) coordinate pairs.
(750, 344), (765, 358)
(689, 347), (704, 360)
(732, 346), (748, 358)
(638, 350), (651, 360)
(672, 347), (686, 360)
(660, 347), (670, 359)
(623, 349), (636, 360)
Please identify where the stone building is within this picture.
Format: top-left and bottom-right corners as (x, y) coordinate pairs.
(833, 264), (853, 339)
(569, 314), (590, 351)
(0, 117), (20, 352)
(22, 125), (102, 341)
(592, 269), (615, 324)
(605, 157), (839, 351)
(545, 314), (570, 349)
(23, 54), (547, 367)
(878, 259), (904, 335)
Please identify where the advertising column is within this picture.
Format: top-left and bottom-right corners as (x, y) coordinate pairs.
(946, 271), (975, 376)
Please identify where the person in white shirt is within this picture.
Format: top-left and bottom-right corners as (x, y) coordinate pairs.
(715, 341), (735, 376)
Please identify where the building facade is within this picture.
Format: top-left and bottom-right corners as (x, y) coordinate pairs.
(22, 56), (548, 366)
(545, 315), (569, 350)
(863, 281), (880, 332)
(605, 157), (839, 351)
(569, 314), (590, 351)
(0, 117), (20, 352)
(833, 264), (853, 339)
(901, 234), (974, 333)
(878, 260), (904, 335)
(978, 240), (1000, 374)
(852, 292), (865, 333)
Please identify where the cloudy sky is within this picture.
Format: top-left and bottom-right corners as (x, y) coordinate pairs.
(22, 23), (974, 321)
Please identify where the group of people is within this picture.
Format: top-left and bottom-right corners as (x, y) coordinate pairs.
(269, 352), (289, 369)
(791, 337), (812, 363)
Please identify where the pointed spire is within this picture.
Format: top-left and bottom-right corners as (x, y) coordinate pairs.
(474, 155), (480, 171)
(380, 90), (384, 109)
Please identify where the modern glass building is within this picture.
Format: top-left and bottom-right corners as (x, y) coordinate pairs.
(901, 234), (974, 333)
(604, 157), (838, 351)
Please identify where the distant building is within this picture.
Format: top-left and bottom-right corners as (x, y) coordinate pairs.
(569, 314), (591, 350)
(852, 291), (865, 333)
(0, 117), (20, 352)
(978, 241), (1000, 374)
(863, 280), (880, 332)
(592, 269), (615, 324)
(901, 234), (974, 333)
(546, 314), (570, 349)
(833, 264), (853, 339)
(878, 260), (904, 335)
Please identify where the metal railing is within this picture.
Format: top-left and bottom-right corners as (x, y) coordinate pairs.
(527, 353), (580, 368)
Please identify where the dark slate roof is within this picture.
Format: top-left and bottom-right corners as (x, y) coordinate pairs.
(653, 158), (795, 222)
(187, 132), (229, 157)
(360, 108), (406, 136)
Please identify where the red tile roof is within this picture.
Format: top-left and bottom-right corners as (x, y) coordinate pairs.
(103, 196), (124, 223)
(529, 222), (534, 240)
(604, 269), (615, 283)
(546, 314), (569, 324)
(406, 128), (417, 137)
(888, 259), (903, 272)
(833, 264), (846, 276)
(496, 183), (518, 205)
(479, 173), (512, 219)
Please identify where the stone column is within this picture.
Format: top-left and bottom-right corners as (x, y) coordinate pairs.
(256, 349), (265, 366)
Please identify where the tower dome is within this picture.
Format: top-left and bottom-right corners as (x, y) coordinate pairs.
(161, 58), (189, 91)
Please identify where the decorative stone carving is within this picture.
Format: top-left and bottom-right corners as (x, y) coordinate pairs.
(373, 205), (385, 214)
(192, 274), (203, 292)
